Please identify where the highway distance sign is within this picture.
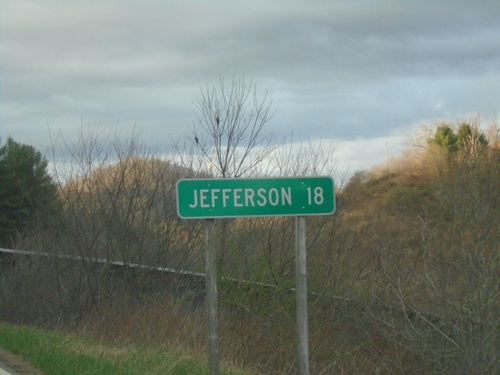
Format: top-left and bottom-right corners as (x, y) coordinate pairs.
(177, 176), (335, 219)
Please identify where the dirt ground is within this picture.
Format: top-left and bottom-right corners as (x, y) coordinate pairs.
(0, 347), (44, 375)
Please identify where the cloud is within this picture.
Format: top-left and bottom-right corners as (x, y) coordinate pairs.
(1, 0), (499, 176)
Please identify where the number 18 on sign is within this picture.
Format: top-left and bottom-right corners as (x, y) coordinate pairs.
(177, 176), (335, 219)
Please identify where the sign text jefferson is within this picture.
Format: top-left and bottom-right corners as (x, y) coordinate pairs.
(188, 186), (292, 209)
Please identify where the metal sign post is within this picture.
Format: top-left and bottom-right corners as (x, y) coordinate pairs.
(204, 219), (219, 375)
(295, 216), (309, 375)
(176, 176), (335, 374)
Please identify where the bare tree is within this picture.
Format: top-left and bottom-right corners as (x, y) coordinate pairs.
(175, 75), (278, 178)
(2, 127), (206, 323)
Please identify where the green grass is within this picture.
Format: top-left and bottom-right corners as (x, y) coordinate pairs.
(0, 322), (246, 375)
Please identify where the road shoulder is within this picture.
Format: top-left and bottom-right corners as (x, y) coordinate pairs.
(0, 347), (44, 375)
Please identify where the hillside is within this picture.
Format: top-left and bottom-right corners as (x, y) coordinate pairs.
(1, 124), (498, 374)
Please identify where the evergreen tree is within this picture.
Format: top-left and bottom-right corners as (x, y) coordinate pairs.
(432, 124), (458, 152)
(456, 123), (488, 149)
(431, 123), (488, 153)
(0, 137), (61, 247)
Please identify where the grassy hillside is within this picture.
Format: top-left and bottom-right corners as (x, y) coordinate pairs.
(1, 124), (498, 374)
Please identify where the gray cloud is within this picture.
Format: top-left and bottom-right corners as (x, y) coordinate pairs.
(1, 0), (499, 175)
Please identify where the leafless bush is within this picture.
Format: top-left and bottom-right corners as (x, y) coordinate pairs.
(1, 128), (207, 324)
(367, 128), (499, 373)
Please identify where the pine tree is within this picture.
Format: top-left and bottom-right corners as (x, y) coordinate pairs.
(456, 123), (488, 149)
(432, 124), (458, 152)
(0, 137), (61, 247)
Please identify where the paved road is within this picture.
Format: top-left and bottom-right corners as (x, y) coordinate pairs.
(0, 359), (18, 375)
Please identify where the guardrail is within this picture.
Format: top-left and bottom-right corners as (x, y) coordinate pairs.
(0, 247), (205, 278)
(0, 247), (463, 329)
(0, 247), (297, 298)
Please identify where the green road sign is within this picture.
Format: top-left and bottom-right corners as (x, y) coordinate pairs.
(177, 176), (335, 219)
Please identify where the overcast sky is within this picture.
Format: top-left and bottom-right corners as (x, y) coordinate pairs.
(1, 0), (499, 177)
